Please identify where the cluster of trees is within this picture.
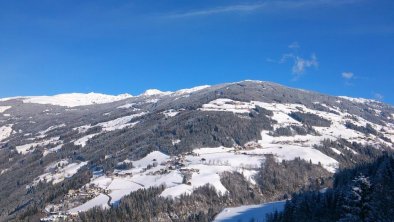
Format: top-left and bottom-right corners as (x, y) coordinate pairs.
(269, 125), (319, 137)
(313, 139), (392, 169)
(289, 112), (332, 127)
(345, 122), (392, 143)
(266, 154), (394, 222)
(256, 155), (331, 200)
(345, 122), (378, 136)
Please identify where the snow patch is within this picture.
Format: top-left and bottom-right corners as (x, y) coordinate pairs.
(174, 85), (210, 95)
(16, 137), (60, 154)
(97, 112), (146, 132)
(162, 109), (179, 118)
(339, 96), (376, 104)
(141, 89), (172, 96)
(74, 133), (100, 147)
(331, 148), (342, 155)
(141, 85), (210, 97)
(160, 184), (193, 198)
(344, 147), (358, 155)
(0, 124), (13, 142)
(0, 106), (11, 113)
(172, 139), (181, 145)
(73, 125), (91, 134)
(199, 99), (255, 113)
(117, 103), (139, 111)
(38, 124), (66, 136)
(35, 160), (88, 185)
(68, 194), (109, 213)
(1, 168), (10, 175)
(193, 147), (235, 155)
(214, 201), (286, 222)
(130, 151), (170, 169)
(43, 145), (63, 156)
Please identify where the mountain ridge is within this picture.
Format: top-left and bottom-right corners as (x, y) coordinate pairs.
(0, 80), (389, 107)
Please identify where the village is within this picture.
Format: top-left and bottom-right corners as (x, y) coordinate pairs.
(39, 146), (264, 221)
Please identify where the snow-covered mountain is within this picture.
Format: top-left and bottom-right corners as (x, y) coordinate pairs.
(0, 80), (393, 221)
(0, 92), (132, 107)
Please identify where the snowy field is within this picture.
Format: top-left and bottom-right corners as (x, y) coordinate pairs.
(73, 133), (100, 147)
(16, 136), (61, 154)
(0, 124), (13, 142)
(97, 112), (145, 132)
(214, 201), (286, 222)
(0, 106), (11, 113)
(34, 160), (87, 185)
(72, 112), (146, 147)
(68, 194), (110, 213)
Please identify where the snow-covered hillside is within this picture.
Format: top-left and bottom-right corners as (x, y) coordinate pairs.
(0, 80), (393, 221)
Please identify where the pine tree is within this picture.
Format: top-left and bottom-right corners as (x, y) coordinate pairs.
(339, 174), (373, 222)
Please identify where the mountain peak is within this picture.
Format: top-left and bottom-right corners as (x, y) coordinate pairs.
(141, 89), (172, 96)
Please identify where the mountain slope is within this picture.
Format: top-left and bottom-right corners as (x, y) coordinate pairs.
(0, 80), (393, 221)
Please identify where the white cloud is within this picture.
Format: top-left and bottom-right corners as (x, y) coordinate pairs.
(278, 50), (318, 76)
(279, 53), (295, 63)
(342, 72), (354, 79)
(292, 54), (318, 74)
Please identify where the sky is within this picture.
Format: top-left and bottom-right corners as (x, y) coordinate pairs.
(0, 0), (393, 103)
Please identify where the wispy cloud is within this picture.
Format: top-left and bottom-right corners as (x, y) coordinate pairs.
(292, 54), (318, 75)
(288, 41), (300, 49)
(270, 43), (318, 79)
(168, 4), (264, 18)
(374, 93), (384, 101)
(342, 72), (354, 79)
(166, 0), (361, 18)
(279, 53), (295, 64)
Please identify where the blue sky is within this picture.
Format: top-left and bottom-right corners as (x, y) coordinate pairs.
(0, 0), (393, 103)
